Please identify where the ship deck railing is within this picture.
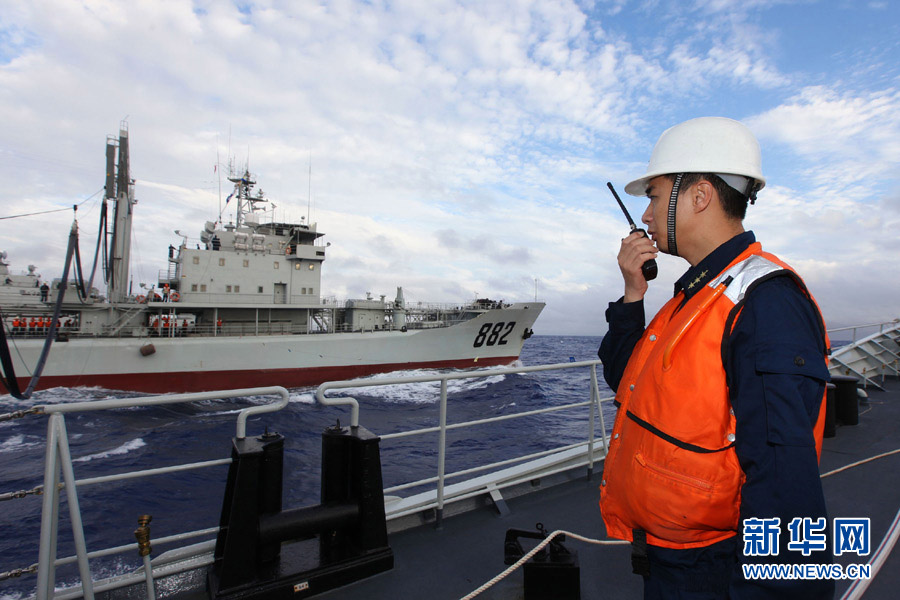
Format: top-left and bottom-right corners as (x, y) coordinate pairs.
(315, 360), (612, 528)
(3, 320), (462, 340)
(3, 360), (613, 600)
(829, 319), (900, 346)
(828, 320), (900, 391)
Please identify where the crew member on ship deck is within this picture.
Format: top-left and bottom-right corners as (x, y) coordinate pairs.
(597, 117), (833, 599)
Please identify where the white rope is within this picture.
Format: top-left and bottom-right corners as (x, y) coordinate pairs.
(820, 448), (900, 478)
(839, 506), (900, 600)
(460, 447), (900, 599)
(459, 530), (628, 600)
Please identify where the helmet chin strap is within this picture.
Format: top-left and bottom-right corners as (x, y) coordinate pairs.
(667, 173), (683, 257)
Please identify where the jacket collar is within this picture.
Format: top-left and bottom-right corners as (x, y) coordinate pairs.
(674, 231), (756, 301)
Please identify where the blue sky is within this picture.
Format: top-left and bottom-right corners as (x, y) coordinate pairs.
(1, 0), (898, 335)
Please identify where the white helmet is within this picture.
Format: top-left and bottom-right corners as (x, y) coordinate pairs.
(624, 117), (766, 197)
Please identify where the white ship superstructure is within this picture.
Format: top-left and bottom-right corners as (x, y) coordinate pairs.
(0, 126), (543, 394)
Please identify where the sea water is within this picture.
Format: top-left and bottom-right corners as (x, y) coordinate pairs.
(0, 335), (612, 599)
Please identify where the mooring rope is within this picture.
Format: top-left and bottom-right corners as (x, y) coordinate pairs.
(461, 446), (900, 599)
(459, 530), (628, 599)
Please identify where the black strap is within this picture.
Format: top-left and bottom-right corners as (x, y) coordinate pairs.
(631, 529), (650, 576)
(666, 173), (683, 257)
(625, 410), (735, 453)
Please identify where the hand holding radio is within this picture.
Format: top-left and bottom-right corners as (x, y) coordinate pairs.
(608, 182), (658, 281)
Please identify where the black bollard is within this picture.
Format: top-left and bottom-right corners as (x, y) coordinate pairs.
(831, 375), (860, 426)
(208, 425), (393, 600)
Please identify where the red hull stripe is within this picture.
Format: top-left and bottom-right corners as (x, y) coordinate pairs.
(1, 356), (520, 394)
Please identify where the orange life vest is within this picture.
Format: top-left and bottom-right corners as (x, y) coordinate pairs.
(599, 243), (829, 550)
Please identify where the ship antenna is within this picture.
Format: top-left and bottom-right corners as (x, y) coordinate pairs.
(216, 135), (222, 221)
(307, 153), (312, 224)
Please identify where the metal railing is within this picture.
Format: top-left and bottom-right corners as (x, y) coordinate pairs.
(5, 320), (419, 340)
(9, 360), (613, 599)
(316, 359), (613, 525)
(27, 387), (291, 600)
(827, 320), (900, 389)
(827, 319), (900, 345)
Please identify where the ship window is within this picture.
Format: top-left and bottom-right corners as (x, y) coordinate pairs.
(308, 263), (315, 271)
(243, 259), (249, 268)
(274, 262), (280, 270)
(308, 287), (314, 295)
(193, 256), (200, 265)
(191, 284), (198, 292)
(258, 286), (263, 293)
(200, 284), (207, 292)
(226, 285), (232, 293)
(294, 263), (301, 270)
(302, 287), (307, 294)
(235, 285), (240, 293)
(219, 258), (225, 266)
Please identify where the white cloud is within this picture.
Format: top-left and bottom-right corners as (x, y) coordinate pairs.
(747, 85), (900, 200)
(669, 42), (789, 89)
(0, 1), (898, 335)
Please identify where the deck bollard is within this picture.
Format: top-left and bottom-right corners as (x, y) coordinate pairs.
(208, 424), (393, 600)
(831, 375), (860, 426)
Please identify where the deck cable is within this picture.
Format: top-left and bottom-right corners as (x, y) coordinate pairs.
(460, 447), (900, 599)
(839, 506), (900, 600)
(460, 530), (628, 599)
(0, 485), (52, 502)
(820, 447), (900, 478)
(0, 563), (39, 581)
(0, 406), (43, 422)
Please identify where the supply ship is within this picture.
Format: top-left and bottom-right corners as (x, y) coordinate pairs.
(0, 124), (543, 394)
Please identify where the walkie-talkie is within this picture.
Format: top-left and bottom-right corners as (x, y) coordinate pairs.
(608, 182), (658, 281)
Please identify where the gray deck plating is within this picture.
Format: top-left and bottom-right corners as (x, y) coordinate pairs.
(317, 380), (900, 600)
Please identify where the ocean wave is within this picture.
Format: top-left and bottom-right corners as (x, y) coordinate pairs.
(289, 392), (316, 404)
(331, 367), (508, 404)
(0, 434), (45, 454)
(201, 367), (511, 407)
(72, 438), (146, 463)
(0, 386), (143, 411)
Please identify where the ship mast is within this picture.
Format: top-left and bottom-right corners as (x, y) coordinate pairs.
(105, 122), (135, 304)
(227, 167), (270, 228)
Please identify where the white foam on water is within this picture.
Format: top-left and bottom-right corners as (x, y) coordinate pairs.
(289, 392), (316, 404)
(48, 557), (137, 599)
(0, 433), (44, 454)
(333, 368), (508, 404)
(0, 386), (143, 418)
(72, 438), (146, 463)
(191, 368), (510, 408)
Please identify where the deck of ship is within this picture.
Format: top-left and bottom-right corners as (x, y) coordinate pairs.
(317, 378), (900, 600)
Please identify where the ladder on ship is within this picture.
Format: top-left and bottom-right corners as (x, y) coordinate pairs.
(828, 320), (900, 391)
(103, 305), (146, 337)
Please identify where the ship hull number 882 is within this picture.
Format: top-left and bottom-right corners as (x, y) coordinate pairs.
(473, 322), (516, 348)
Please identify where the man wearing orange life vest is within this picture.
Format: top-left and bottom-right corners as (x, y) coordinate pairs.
(598, 117), (833, 599)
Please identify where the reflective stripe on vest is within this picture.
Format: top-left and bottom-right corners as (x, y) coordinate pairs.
(599, 243), (829, 550)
